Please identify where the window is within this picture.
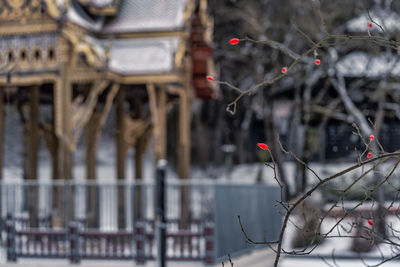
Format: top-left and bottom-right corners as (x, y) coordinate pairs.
(47, 46), (56, 64)
(33, 47), (42, 65)
(7, 50), (14, 63)
(19, 48), (29, 65)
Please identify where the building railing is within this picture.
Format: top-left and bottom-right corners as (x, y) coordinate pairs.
(5, 214), (213, 264)
(1, 179), (281, 264)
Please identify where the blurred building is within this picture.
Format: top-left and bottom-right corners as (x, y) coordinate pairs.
(0, 0), (215, 182)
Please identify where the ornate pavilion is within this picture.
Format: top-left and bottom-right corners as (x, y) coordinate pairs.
(0, 0), (215, 228)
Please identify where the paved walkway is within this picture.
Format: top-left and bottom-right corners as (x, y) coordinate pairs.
(280, 257), (400, 267)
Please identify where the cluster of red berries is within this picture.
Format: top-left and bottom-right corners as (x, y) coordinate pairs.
(206, 39), (322, 81)
(367, 135), (375, 158)
(218, 20), (377, 230)
(208, 19), (373, 80)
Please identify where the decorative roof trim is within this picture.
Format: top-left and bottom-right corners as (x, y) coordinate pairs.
(62, 29), (105, 68)
(77, 0), (120, 16)
(97, 30), (188, 39)
(88, 6), (118, 16)
(0, 20), (57, 35)
(106, 72), (183, 84)
(69, 69), (183, 84)
(43, 0), (62, 19)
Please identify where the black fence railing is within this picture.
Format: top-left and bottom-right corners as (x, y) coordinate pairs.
(1, 180), (281, 264)
(5, 214), (213, 264)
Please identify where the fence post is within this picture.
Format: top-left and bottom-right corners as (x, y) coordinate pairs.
(6, 213), (16, 262)
(68, 222), (80, 264)
(204, 222), (215, 264)
(156, 159), (167, 267)
(135, 221), (145, 264)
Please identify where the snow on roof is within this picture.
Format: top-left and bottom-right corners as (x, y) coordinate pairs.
(65, 0), (190, 33)
(107, 37), (181, 75)
(103, 0), (189, 33)
(83, 0), (115, 7)
(336, 51), (400, 77)
(67, 2), (104, 31)
(346, 7), (400, 33)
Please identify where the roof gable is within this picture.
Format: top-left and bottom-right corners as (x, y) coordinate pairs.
(103, 0), (189, 33)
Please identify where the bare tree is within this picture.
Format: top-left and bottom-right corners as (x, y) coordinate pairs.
(211, 0), (400, 266)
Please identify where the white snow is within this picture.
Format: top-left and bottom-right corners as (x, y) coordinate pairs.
(337, 51), (400, 78)
(346, 8), (400, 33)
(281, 257), (400, 267)
(279, 213), (400, 266)
(86, 0), (115, 7)
(103, 0), (190, 33)
(108, 37), (181, 75)
(67, 4), (104, 32)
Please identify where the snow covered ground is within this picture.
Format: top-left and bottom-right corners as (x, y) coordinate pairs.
(281, 257), (400, 267)
(1, 248), (400, 267)
(279, 213), (400, 266)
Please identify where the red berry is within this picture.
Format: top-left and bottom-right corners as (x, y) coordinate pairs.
(206, 76), (213, 81)
(367, 153), (372, 158)
(281, 67), (287, 73)
(315, 59), (321, 65)
(369, 134), (375, 141)
(257, 143), (269, 150)
(229, 38), (239, 45)
(368, 22), (373, 28)
(367, 219), (373, 226)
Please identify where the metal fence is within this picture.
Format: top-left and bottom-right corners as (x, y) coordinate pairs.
(0, 180), (214, 230)
(214, 184), (282, 259)
(0, 180), (281, 263)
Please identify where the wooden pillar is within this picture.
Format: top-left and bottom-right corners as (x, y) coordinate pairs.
(178, 57), (192, 179)
(178, 58), (192, 229)
(26, 86), (40, 227)
(52, 79), (66, 227)
(63, 80), (73, 180)
(0, 88), (3, 181)
(165, 83), (192, 229)
(85, 113), (98, 180)
(135, 140), (144, 180)
(177, 89), (190, 179)
(59, 36), (73, 180)
(60, 40), (74, 227)
(147, 84), (159, 163)
(27, 86), (39, 180)
(179, 88), (191, 229)
(116, 88), (126, 180)
(147, 84), (167, 163)
(134, 128), (151, 220)
(0, 88), (3, 222)
(51, 37), (73, 227)
(116, 88), (126, 229)
(85, 112), (100, 228)
(53, 80), (62, 180)
(158, 86), (167, 161)
(134, 138), (144, 221)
